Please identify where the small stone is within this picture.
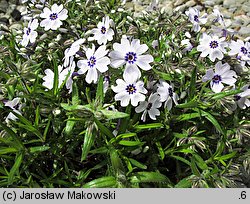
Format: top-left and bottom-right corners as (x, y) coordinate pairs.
(238, 26), (250, 36)
(174, 0), (185, 7)
(185, 0), (196, 7)
(0, 0), (8, 13)
(11, 9), (22, 21)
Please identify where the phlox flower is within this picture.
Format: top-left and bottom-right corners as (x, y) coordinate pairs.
(40, 4), (68, 31)
(202, 61), (237, 93)
(185, 7), (207, 32)
(234, 85), (250, 109)
(212, 8), (225, 26)
(135, 93), (162, 122)
(109, 37), (154, 80)
(77, 45), (110, 84)
(42, 65), (71, 90)
(91, 16), (114, 45)
(111, 73), (147, 107)
(21, 19), (39, 47)
(157, 80), (179, 111)
(4, 98), (22, 123)
(197, 33), (227, 62)
(228, 40), (250, 66)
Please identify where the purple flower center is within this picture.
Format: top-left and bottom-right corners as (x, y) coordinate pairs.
(240, 47), (248, 55)
(125, 52), (137, 64)
(87, 56), (96, 68)
(50, 13), (58, 20)
(101, 26), (106, 34)
(209, 40), (219, 49)
(126, 84), (137, 95)
(26, 27), (31, 35)
(194, 15), (199, 22)
(147, 102), (153, 110)
(168, 87), (173, 97)
(212, 74), (222, 84)
(234, 95), (241, 101)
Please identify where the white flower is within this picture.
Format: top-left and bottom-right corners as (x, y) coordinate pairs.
(212, 8), (225, 26)
(228, 40), (250, 65)
(4, 98), (22, 123)
(202, 61), (237, 93)
(42, 65), (71, 90)
(157, 80), (179, 111)
(91, 16), (114, 45)
(63, 38), (85, 68)
(109, 37), (154, 80)
(197, 33), (227, 62)
(185, 7), (207, 32)
(21, 19), (39, 47)
(234, 85), (250, 109)
(103, 75), (110, 94)
(135, 93), (162, 122)
(111, 73), (147, 107)
(77, 45), (110, 84)
(40, 4), (68, 31)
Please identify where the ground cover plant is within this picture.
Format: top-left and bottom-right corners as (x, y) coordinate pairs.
(0, 0), (249, 188)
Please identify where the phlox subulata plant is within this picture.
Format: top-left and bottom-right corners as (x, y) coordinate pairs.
(0, 0), (249, 188)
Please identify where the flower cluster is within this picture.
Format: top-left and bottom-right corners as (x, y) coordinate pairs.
(6, 3), (248, 126)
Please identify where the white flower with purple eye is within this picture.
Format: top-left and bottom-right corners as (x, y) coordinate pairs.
(212, 8), (225, 26)
(157, 80), (179, 111)
(135, 93), (162, 122)
(111, 73), (147, 107)
(202, 61), (237, 93)
(4, 98), (22, 123)
(40, 4), (68, 31)
(109, 37), (154, 80)
(91, 16), (114, 45)
(77, 45), (110, 84)
(234, 85), (250, 109)
(197, 33), (227, 62)
(21, 19), (39, 47)
(228, 40), (250, 65)
(185, 7), (207, 32)
(42, 65), (71, 90)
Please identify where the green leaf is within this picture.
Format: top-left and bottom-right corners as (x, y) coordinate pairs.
(110, 147), (124, 174)
(96, 75), (104, 103)
(215, 151), (237, 161)
(176, 100), (198, 109)
(207, 89), (242, 100)
(52, 59), (59, 96)
(193, 154), (208, 170)
(118, 140), (144, 146)
(8, 153), (23, 184)
(191, 157), (201, 176)
(94, 117), (114, 138)
(130, 172), (170, 183)
(0, 147), (18, 155)
(29, 146), (50, 153)
(100, 110), (129, 120)
(170, 155), (191, 166)
(195, 109), (225, 135)
(134, 123), (163, 131)
(153, 69), (173, 81)
(129, 158), (147, 170)
(174, 178), (192, 188)
(12, 111), (43, 141)
(0, 122), (23, 149)
(176, 112), (200, 121)
(156, 142), (165, 160)
(81, 123), (96, 161)
(189, 67), (197, 100)
(83, 176), (117, 188)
